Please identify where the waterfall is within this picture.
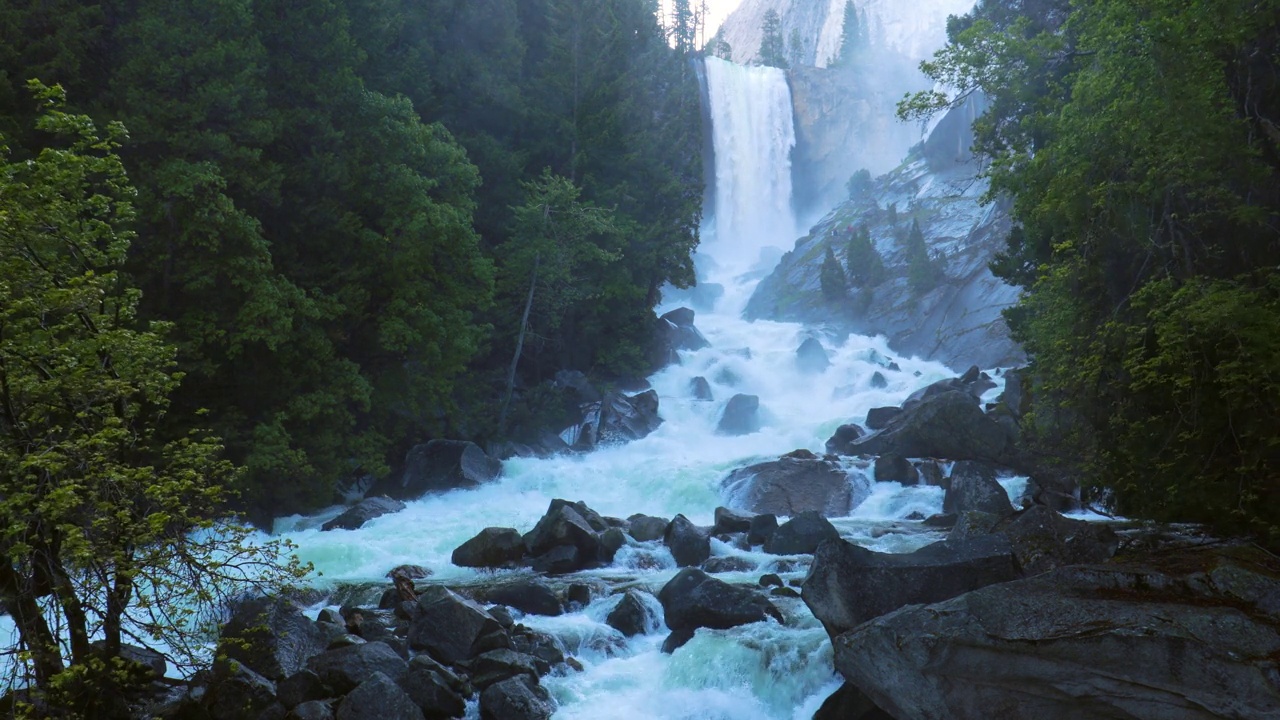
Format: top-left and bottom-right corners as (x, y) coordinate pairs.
(703, 57), (798, 281)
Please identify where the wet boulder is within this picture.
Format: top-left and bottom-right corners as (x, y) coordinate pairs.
(659, 568), (783, 635)
(408, 587), (502, 664)
(404, 655), (468, 720)
(523, 501), (600, 562)
(721, 454), (861, 517)
(824, 424), (865, 455)
(869, 371), (889, 390)
(305, 641), (407, 695)
(943, 461), (1014, 517)
(802, 536), (1020, 638)
(834, 546), (1280, 720)
(462, 649), (541, 690)
(690, 376), (714, 401)
(529, 545), (581, 575)
(606, 590), (657, 637)
(567, 390), (663, 451)
(219, 597), (327, 681)
(864, 406), (901, 430)
(712, 506), (755, 535)
(291, 701), (335, 720)
(479, 676), (555, 720)
(872, 454), (916, 483)
(764, 511), (840, 555)
(485, 579), (564, 617)
(796, 337), (831, 374)
(994, 505), (1119, 576)
(716, 394), (762, 435)
(850, 390), (1020, 467)
(626, 514), (670, 542)
(373, 440), (502, 500)
(206, 660), (278, 719)
(664, 514), (711, 567)
(321, 496), (406, 531)
(278, 669), (328, 710)
(747, 514), (779, 546)
(452, 527), (526, 568)
(335, 671), (423, 720)
(659, 307), (711, 351)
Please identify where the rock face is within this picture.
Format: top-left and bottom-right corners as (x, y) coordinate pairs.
(658, 568), (783, 633)
(373, 440), (502, 500)
(321, 496), (406, 531)
(802, 536), (1020, 638)
(722, 454), (862, 516)
(834, 546), (1280, 720)
(745, 107), (1024, 370)
(716, 394), (762, 435)
(850, 390), (1021, 468)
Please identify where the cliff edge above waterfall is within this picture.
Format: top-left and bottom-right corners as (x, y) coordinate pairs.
(745, 102), (1024, 369)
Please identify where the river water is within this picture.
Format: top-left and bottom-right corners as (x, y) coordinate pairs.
(277, 52), (1022, 719)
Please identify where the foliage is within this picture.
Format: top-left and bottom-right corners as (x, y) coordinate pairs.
(832, 1), (870, 68)
(758, 9), (788, 68)
(903, 0), (1280, 544)
(820, 245), (848, 301)
(845, 168), (873, 199)
(845, 225), (885, 286)
(0, 85), (305, 709)
(905, 218), (943, 294)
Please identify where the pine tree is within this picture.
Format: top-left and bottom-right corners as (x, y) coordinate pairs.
(834, 1), (860, 67)
(846, 225), (884, 286)
(905, 218), (940, 293)
(758, 9), (788, 68)
(820, 244), (848, 301)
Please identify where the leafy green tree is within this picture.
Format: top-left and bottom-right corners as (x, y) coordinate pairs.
(758, 9), (788, 68)
(820, 245), (848, 301)
(846, 168), (872, 198)
(845, 225), (884, 286)
(0, 84), (304, 710)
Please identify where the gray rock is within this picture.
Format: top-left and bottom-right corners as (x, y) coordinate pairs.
(321, 496), (405, 531)
(690, 376), (714, 401)
(219, 597), (327, 681)
(864, 406), (901, 430)
(796, 337), (831, 373)
(305, 641), (407, 695)
(659, 307), (711, 351)
(869, 372), (888, 390)
(747, 514), (779, 546)
(372, 440), (501, 500)
(288, 700), (334, 720)
(996, 505), (1119, 576)
(407, 587), (501, 664)
(529, 545), (581, 574)
(851, 390), (1021, 467)
(943, 461), (1014, 517)
(452, 527), (525, 568)
(824, 424), (865, 455)
(872, 454), (917, 483)
(606, 590), (656, 637)
(658, 568), (782, 633)
(835, 546), (1280, 720)
(278, 669), (328, 710)
(712, 506), (754, 534)
(721, 454), (860, 516)
(485, 579), (564, 617)
(716, 394), (761, 435)
(404, 655), (468, 719)
(599, 526), (627, 563)
(462, 649), (540, 690)
(479, 676), (554, 720)
(335, 671), (423, 720)
(664, 514), (710, 567)
(207, 660), (277, 720)
(764, 511), (840, 555)
(802, 535), (1020, 638)
(916, 459), (946, 486)
(523, 502), (600, 562)
(626, 514), (670, 542)
(812, 683), (893, 720)
(703, 556), (756, 573)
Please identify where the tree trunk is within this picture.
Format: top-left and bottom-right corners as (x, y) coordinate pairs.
(0, 561), (63, 687)
(499, 253), (540, 433)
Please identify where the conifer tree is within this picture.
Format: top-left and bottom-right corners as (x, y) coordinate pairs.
(820, 244), (848, 301)
(758, 9), (788, 68)
(846, 225), (885, 286)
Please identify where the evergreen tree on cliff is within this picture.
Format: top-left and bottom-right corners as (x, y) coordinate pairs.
(758, 9), (789, 68)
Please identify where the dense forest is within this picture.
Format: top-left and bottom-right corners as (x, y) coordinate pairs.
(902, 0), (1280, 545)
(0, 0), (705, 522)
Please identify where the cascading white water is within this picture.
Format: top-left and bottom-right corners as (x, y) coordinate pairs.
(703, 57), (798, 294)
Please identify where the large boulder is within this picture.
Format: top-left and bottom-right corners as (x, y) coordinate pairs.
(373, 440), (502, 500)
(664, 514), (711, 567)
(219, 597), (327, 681)
(452, 527), (526, 568)
(650, 307), (710, 369)
(690, 376), (714, 401)
(796, 337), (831, 374)
(658, 568), (783, 633)
(824, 424), (865, 455)
(872, 454), (916, 484)
(305, 641), (407, 695)
(523, 501), (601, 562)
(716, 394), (762, 435)
(484, 579), (564, 617)
(764, 511), (840, 555)
(834, 546), (1280, 720)
(850, 390), (1020, 467)
(626, 514), (670, 542)
(802, 536), (1020, 638)
(994, 505), (1119, 576)
(462, 649), (541, 690)
(321, 496), (406, 531)
(864, 407), (901, 430)
(206, 660), (278, 719)
(943, 461), (1014, 517)
(722, 454), (862, 517)
(404, 655), (468, 720)
(408, 587), (502, 664)
(479, 676), (555, 720)
(712, 506), (754, 535)
(565, 390), (663, 451)
(606, 590), (658, 637)
(335, 671), (423, 720)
